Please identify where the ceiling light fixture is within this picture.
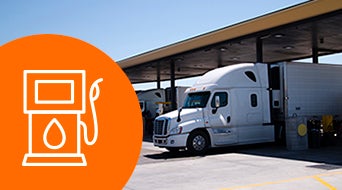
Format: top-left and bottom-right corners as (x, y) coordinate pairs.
(283, 45), (294, 50)
(220, 47), (227, 52)
(274, 33), (285, 38)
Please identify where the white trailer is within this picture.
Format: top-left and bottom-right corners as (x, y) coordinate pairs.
(153, 62), (342, 154)
(137, 87), (189, 136)
(164, 86), (189, 113)
(138, 89), (165, 118)
(137, 89), (165, 135)
(275, 62), (342, 118)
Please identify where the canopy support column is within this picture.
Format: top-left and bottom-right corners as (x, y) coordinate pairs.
(157, 62), (161, 89)
(312, 24), (319, 63)
(170, 60), (177, 110)
(256, 37), (263, 62)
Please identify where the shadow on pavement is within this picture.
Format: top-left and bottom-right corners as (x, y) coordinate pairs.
(144, 140), (342, 167)
(237, 141), (342, 167)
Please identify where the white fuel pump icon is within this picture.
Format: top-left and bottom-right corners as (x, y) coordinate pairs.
(22, 70), (103, 166)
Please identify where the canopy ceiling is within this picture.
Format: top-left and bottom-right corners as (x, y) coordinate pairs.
(118, 0), (342, 84)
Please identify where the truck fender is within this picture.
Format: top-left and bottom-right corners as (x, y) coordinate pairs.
(178, 119), (206, 134)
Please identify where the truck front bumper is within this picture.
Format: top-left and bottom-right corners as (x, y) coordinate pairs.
(153, 133), (189, 148)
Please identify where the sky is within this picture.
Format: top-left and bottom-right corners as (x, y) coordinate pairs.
(1, 0), (341, 90)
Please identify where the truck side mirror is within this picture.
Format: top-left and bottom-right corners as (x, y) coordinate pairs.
(215, 96), (220, 108)
(177, 107), (183, 122)
(212, 96), (220, 114)
(139, 101), (145, 112)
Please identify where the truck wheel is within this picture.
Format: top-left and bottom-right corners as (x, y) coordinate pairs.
(187, 130), (209, 155)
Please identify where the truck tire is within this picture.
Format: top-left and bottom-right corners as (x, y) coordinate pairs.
(187, 130), (209, 155)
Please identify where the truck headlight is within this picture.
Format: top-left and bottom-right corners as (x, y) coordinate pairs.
(170, 126), (183, 135)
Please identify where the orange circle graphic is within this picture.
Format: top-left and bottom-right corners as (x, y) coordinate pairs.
(0, 34), (142, 189)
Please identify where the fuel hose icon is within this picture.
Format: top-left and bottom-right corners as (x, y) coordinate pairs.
(22, 70), (103, 166)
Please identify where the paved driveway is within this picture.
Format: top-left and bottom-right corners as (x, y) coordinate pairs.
(125, 141), (342, 190)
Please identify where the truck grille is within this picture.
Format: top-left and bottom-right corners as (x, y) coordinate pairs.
(154, 119), (169, 136)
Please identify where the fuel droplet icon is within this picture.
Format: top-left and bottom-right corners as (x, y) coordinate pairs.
(43, 118), (67, 150)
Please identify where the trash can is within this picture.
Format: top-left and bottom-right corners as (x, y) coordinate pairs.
(286, 117), (308, 150)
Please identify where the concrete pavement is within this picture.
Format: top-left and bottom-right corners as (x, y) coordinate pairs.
(125, 141), (342, 190)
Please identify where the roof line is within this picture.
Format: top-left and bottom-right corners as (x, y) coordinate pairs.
(118, 0), (342, 69)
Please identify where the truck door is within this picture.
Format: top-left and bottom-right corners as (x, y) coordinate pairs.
(208, 91), (238, 145)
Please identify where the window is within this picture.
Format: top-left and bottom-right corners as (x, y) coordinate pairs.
(245, 71), (257, 82)
(211, 92), (228, 108)
(183, 92), (211, 108)
(251, 94), (258, 107)
(155, 92), (162, 98)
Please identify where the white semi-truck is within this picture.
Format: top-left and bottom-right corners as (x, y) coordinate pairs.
(153, 62), (342, 154)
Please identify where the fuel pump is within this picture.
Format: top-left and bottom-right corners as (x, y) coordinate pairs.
(22, 70), (103, 166)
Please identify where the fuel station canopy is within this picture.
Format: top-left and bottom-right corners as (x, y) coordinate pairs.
(118, 0), (342, 84)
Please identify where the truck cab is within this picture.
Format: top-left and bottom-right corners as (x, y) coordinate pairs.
(153, 63), (275, 154)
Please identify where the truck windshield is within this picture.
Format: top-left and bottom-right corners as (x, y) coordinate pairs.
(183, 92), (211, 108)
